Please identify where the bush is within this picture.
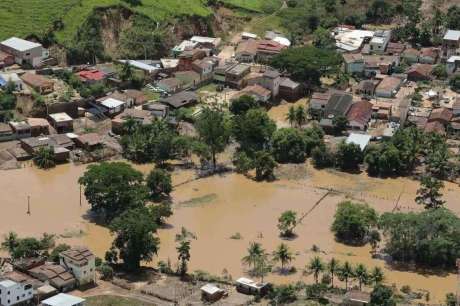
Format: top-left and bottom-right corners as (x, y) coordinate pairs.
(269, 285), (297, 305)
(97, 263), (114, 280)
(331, 201), (378, 244)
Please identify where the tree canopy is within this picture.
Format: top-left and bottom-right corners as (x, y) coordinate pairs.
(271, 46), (342, 87)
(78, 162), (147, 222)
(331, 201), (378, 244)
(109, 207), (160, 271)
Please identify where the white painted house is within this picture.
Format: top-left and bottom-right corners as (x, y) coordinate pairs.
(369, 30), (391, 54)
(0, 279), (33, 306)
(99, 98), (126, 116)
(0, 37), (48, 67)
(60, 247), (96, 286)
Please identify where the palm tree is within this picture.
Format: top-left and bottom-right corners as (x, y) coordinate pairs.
(327, 258), (340, 288)
(272, 243), (295, 272)
(286, 106), (296, 127)
(253, 251), (272, 283)
(354, 263), (369, 290)
(33, 146), (56, 169)
(369, 229), (381, 256)
(177, 239), (191, 277)
(295, 105), (307, 128)
(307, 256), (324, 284)
(339, 261), (354, 290)
(1, 232), (18, 254)
(242, 242), (264, 270)
(370, 266), (385, 286)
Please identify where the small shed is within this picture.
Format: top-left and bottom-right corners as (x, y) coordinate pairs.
(200, 283), (225, 302)
(346, 133), (372, 151)
(48, 112), (73, 132)
(236, 277), (268, 296)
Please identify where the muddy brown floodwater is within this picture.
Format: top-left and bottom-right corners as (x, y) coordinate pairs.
(0, 162), (458, 302)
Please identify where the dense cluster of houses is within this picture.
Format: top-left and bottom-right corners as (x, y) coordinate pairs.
(307, 26), (460, 148)
(0, 246), (93, 306)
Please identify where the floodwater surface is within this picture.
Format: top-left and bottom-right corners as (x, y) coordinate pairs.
(0, 162), (458, 302)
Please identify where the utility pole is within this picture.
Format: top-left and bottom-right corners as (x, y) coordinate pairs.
(27, 195), (30, 215)
(457, 259), (460, 306)
(79, 184), (82, 207)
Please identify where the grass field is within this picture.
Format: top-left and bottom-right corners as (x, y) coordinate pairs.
(85, 295), (155, 306)
(221, 0), (281, 12)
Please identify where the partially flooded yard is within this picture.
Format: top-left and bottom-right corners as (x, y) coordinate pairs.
(0, 161), (458, 302)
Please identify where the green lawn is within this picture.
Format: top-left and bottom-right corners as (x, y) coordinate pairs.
(0, 0), (212, 46)
(221, 0), (281, 13)
(85, 295), (155, 306)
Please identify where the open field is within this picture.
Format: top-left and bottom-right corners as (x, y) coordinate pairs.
(221, 0), (282, 13)
(85, 295), (155, 306)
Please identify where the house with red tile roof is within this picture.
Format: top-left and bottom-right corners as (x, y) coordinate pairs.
(347, 100), (373, 130)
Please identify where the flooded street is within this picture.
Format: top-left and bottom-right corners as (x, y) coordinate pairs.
(0, 161), (458, 302)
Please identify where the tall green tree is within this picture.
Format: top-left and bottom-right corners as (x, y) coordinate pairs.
(294, 106), (307, 128)
(286, 106), (296, 127)
(146, 168), (172, 200)
(327, 258), (340, 288)
(195, 107), (231, 170)
(307, 256), (324, 284)
(272, 243), (295, 271)
(233, 108), (276, 154)
(338, 261), (354, 290)
(331, 201), (378, 244)
(278, 210), (297, 237)
(354, 263), (369, 290)
(254, 151), (277, 181)
(109, 207), (160, 271)
(33, 147), (56, 169)
(177, 239), (191, 277)
(230, 95), (258, 116)
(271, 46), (342, 88)
(335, 141), (363, 171)
(79, 162), (148, 222)
(415, 175), (445, 209)
(370, 266), (384, 286)
(242, 242), (264, 270)
(272, 128), (308, 164)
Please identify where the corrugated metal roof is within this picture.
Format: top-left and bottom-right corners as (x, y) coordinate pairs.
(1, 37), (41, 52)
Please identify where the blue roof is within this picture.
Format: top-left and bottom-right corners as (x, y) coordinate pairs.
(0, 75), (6, 87)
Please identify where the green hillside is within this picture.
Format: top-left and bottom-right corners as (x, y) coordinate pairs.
(0, 0), (212, 46)
(0, 0), (282, 47)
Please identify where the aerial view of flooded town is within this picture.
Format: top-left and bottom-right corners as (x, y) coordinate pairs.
(1, 0), (460, 305)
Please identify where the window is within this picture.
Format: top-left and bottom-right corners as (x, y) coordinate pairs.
(7, 291), (10, 295)
(17, 296), (19, 300)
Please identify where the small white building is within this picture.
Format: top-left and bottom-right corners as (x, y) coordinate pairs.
(59, 247), (95, 286)
(447, 56), (460, 75)
(0, 73), (23, 91)
(0, 37), (48, 67)
(0, 279), (33, 306)
(369, 30), (391, 54)
(48, 112), (73, 132)
(99, 98), (126, 116)
(42, 293), (85, 306)
(236, 277), (268, 295)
